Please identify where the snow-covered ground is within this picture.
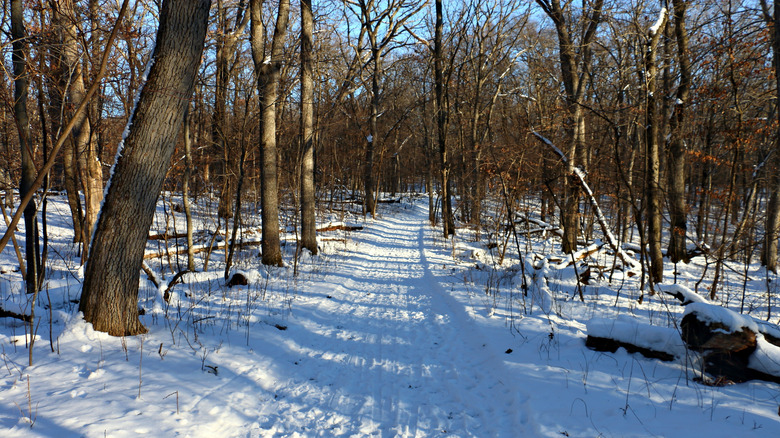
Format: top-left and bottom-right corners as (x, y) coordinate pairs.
(1, 194), (780, 437)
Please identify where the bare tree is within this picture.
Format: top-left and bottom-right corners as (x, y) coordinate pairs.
(11, 0), (40, 295)
(666, 0), (691, 264)
(80, 0), (210, 336)
(300, 0), (318, 254)
(249, 0), (291, 266)
(535, 0), (605, 254)
(761, 0), (780, 272)
(51, 1), (104, 261)
(345, 0), (426, 217)
(645, 7), (668, 284)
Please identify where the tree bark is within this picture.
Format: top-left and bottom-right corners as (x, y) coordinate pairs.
(300, 0), (318, 254)
(79, 0), (210, 336)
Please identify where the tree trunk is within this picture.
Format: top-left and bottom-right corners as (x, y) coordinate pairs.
(299, 0), (317, 255)
(667, 0), (691, 264)
(435, 0), (454, 237)
(250, 0), (290, 266)
(80, 0), (210, 336)
(53, 1), (104, 261)
(762, 1), (780, 272)
(11, 0), (40, 295)
(645, 8), (667, 284)
(535, 0), (604, 254)
(183, 107), (195, 272)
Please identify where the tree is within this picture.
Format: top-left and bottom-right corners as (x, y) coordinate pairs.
(434, 0), (455, 236)
(761, 0), (780, 272)
(666, 0), (691, 264)
(11, 0), (40, 295)
(535, 0), (605, 254)
(250, 0), (291, 266)
(300, 0), (318, 255)
(79, 0), (211, 336)
(51, 1), (104, 261)
(345, 0), (426, 217)
(645, 7), (668, 284)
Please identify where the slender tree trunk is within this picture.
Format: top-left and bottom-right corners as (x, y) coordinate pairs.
(435, 0), (454, 237)
(300, 0), (317, 254)
(183, 107), (195, 272)
(11, 0), (40, 295)
(80, 0), (210, 336)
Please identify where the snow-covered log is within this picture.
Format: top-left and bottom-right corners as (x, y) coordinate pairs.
(586, 317), (684, 361)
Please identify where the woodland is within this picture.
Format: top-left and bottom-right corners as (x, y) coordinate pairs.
(0, 0), (779, 364)
(3, 1), (780, 435)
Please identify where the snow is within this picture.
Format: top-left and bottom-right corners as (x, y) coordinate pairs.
(587, 317), (686, 358)
(750, 335), (780, 377)
(683, 302), (760, 334)
(656, 283), (709, 304)
(2, 194), (780, 436)
(649, 8), (667, 37)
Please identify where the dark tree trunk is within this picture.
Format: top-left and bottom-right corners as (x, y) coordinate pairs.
(11, 0), (40, 295)
(79, 0), (210, 336)
(435, 0), (454, 237)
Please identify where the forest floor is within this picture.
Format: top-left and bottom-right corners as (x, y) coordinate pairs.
(1, 194), (780, 437)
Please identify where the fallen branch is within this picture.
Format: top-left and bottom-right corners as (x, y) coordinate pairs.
(148, 232), (188, 241)
(316, 225), (363, 232)
(143, 240), (262, 260)
(0, 307), (32, 323)
(533, 132), (641, 270)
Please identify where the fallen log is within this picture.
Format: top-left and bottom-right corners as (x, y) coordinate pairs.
(143, 240), (262, 260)
(0, 307), (32, 323)
(585, 318), (684, 362)
(316, 224), (363, 232)
(148, 232), (188, 241)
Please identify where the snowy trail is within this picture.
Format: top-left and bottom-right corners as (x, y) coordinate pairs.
(253, 204), (537, 437)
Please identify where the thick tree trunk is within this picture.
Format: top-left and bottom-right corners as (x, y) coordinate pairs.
(79, 0), (210, 336)
(300, 0), (317, 254)
(11, 0), (40, 295)
(250, 0), (290, 266)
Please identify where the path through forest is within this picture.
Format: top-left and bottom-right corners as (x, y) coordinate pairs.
(247, 203), (536, 436)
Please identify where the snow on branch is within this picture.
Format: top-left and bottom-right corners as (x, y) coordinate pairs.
(649, 7), (668, 37)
